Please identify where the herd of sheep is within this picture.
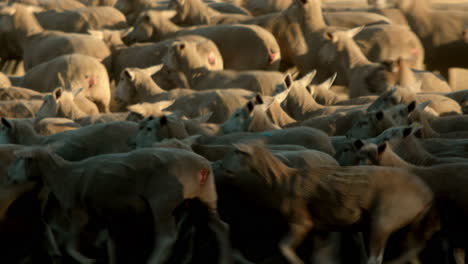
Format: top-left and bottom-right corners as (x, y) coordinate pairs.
(0, 0), (468, 263)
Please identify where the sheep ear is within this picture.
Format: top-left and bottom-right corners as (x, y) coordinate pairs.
(254, 94), (264, 105)
(124, 69), (135, 81)
(52, 88), (63, 100)
(375, 111), (384, 121)
(324, 31), (338, 43)
(257, 97), (276, 112)
(127, 104), (146, 115)
(87, 30), (104, 40)
(246, 101), (255, 113)
(57, 72), (66, 88)
(296, 71), (316, 87)
(354, 139), (364, 150)
(120, 27), (134, 38)
(377, 142), (387, 154)
(155, 100), (175, 110)
(1, 118), (11, 129)
(407, 101), (416, 113)
(318, 73), (337, 90)
(233, 143), (252, 156)
(25, 5), (44, 13)
(306, 85), (314, 96)
(417, 101), (432, 111)
(402, 127), (412, 138)
(403, 123), (422, 137)
(347, 26), (364, 38)
(177, 42), (186, 51)
(144, 64), (164, 76)
(283, 74), (294, 89)
(382, 60), (398, 73)
(274, 87), (291, 104)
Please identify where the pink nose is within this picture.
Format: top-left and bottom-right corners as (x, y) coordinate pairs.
(268, 50), (278, 65)
(208, 52), (216, 66)
(410, 48), (419, 55)
(86, 76), (99, 87)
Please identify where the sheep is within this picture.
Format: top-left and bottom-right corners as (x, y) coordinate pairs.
(0, 4), (112, 71)
(355, 141), (468, 264)
(392, 0), (468, 78)
(9, 54), (111, 113)
(123, 10), (281, 71)
(214, 142), (432, 264)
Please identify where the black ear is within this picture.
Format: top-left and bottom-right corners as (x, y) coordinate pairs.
(246, 101), (254, 113)
(375, 111), (384, 121)
(143, 14), (151, 22)
(255, 94), (264, 105)
(407, 101), (416, 113)
(284, 74), (293, 88)
(403, 127), (412, 137)
(124, 69), (134, 81)
(324, 31), (334, 41)
(300, 0), (308, 4)
(377, 143), (387, 154)
(178, 43), (186, 51)
(53, 88), (63, 100)
(160, 116), (168, 125)
(354, 139), (364, 150)
(1, 118), (11, 129)
(381, 60), (393, 71)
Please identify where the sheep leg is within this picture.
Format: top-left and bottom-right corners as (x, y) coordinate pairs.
(279, 205), (313, 264)
(366, 217), (392, 264)
(206, 209), (233, 264)
(106, 235), (117, 264)
(147, 199), (179, 264)
(198, 174), (233, 264)
(66, 208), (96, 264)
(454, 248), (465, 264)
(366, 233), (386, 264)
(45, 224), (61, 258)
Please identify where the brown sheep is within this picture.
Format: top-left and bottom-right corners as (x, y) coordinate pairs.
(356, 141), (468, 263)
(215, 142), (432, 264)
